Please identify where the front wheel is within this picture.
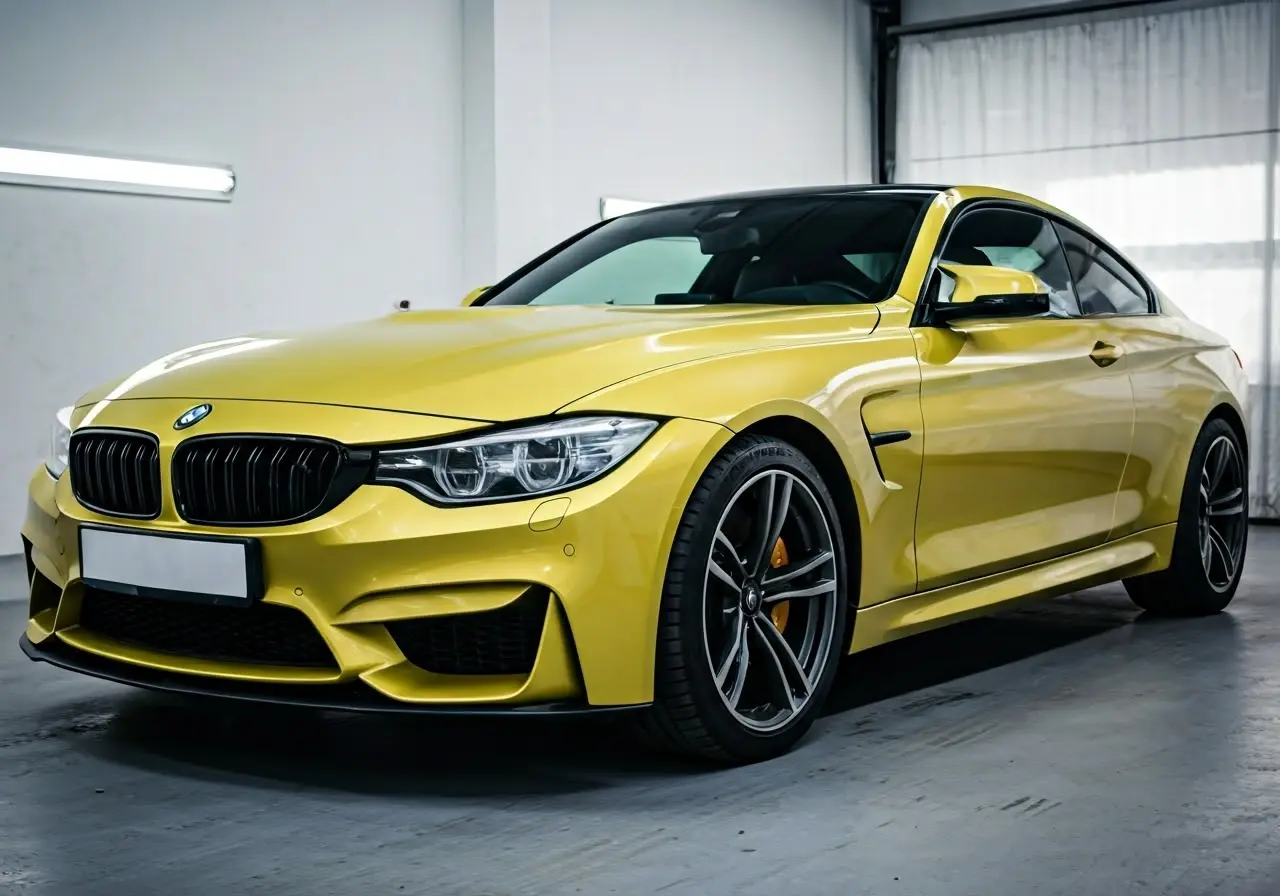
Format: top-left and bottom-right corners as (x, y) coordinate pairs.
(636, 436), (849, 763)
(1124, 417), (1248, 616)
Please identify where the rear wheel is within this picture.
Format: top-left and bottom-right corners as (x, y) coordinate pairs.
(1124, 417), (1248, 616)
(636, 436), (849, 763)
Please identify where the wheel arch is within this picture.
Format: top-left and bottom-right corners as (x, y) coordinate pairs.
(738, 414), (863, 622)
(1207, 401), (1249, 463)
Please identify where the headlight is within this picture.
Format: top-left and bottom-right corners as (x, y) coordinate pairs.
(46, 406), (74, 478)
(374, 416), (658, 505)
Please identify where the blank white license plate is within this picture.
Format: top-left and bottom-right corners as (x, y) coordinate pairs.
(79, 526), (260, 606)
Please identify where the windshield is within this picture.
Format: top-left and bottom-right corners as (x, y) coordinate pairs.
(483, 193), (929, 307)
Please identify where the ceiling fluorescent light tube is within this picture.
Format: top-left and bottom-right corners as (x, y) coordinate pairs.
(600, 196), (661, 219)
(0, 146), (235, 200)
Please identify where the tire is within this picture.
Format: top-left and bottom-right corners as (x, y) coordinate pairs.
(1124, 417), (1248, 616)
(635, 435), (850, 763)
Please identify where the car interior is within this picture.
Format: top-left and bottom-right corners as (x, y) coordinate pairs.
(682, 197), (926, 305)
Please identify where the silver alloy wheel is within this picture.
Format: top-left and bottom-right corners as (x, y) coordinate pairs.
(701, 469), (840, 732)
(1198, 434), (1247, 593)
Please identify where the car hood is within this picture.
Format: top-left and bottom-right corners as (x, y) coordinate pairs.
(77, 304), (882, 421)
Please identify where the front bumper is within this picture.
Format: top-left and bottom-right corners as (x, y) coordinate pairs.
(18, 634), (640, 716)
(22, 398), (731, 709)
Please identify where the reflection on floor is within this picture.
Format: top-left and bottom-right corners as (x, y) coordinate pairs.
(3, 529), (1279, 895)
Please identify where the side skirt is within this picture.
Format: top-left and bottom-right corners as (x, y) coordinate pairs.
(849, 523), (1176, 653)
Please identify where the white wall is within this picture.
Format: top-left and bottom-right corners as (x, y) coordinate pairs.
(465, 0), (873, 284)
(1, 0), (464, 548)
(545, 0), (861, 255)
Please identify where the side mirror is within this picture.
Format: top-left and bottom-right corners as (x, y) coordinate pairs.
(461, 286), (491, 307)
(929, 264), (1050, 325)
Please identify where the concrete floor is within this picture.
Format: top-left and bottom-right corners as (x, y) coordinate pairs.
(3, 532), (1280, 896)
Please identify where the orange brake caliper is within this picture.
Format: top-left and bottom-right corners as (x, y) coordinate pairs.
(769, 537), (790, 632)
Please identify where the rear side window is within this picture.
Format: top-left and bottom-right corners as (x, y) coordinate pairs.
(1053, 224), (1151, 315)
(939, 207), (1079, 316)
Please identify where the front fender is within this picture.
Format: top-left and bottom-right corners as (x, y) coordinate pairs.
(560, 332), (926, 605)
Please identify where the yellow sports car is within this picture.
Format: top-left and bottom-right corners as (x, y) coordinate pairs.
(21, 184), (1249, 762)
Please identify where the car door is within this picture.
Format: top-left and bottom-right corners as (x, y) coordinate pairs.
(912, 206), (1136, 591)
(1051, 221), (1216, 541)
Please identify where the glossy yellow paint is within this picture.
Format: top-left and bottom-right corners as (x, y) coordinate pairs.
(912, 316), (1136, 589)
(852, 523), (1176, 651)
(941, 263), (1047, 303)
(22, 184), (1249, 709)
(461, 286), (491, 307)
(70, 305), (885, 423)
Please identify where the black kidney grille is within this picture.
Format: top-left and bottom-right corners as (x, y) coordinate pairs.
(173, 437), (344, 525)
(69, 430), (161, 519)
(78, 588), (336, 669)
(386, 588), (550, 676)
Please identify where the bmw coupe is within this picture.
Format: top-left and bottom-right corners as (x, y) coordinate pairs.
(21, 184), (1249, 762)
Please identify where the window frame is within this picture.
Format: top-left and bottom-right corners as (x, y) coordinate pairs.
(1051, 220), (1156, 319)
(912, 198), (1159, 327)
(936, 205), (1080, 317)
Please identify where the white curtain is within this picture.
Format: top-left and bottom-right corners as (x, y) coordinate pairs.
(896, 0), (1280, 517)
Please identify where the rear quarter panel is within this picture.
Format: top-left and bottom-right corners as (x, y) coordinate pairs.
(1102, 305), (1249, 539)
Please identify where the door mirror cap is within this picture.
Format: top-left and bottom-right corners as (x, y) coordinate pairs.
(929, 264), (1050, 325)
(461, 286), (491, 307)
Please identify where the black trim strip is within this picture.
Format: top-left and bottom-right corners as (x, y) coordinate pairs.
(890, 0), (1187, 37)
(20, 634), (648, 717)
(868, 430), (912, 448)
(22, 536), (35, 588)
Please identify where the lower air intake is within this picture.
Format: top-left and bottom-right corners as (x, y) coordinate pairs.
(386, 587), (550, 675)
(77, 589), (337, 669)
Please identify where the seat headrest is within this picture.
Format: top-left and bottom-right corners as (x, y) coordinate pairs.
(943, 245), (991, 266)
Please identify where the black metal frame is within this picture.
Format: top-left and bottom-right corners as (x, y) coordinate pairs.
(870, 1), (901, 184)
(889, 0), (1190, 37)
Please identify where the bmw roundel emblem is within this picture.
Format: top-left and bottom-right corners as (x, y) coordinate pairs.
(174, 403), (213, 430)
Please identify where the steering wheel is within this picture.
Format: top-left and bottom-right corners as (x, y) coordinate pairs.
(809, 280), (873, 303)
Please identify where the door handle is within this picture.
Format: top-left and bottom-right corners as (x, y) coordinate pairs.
(1089, 341), (1123, 368)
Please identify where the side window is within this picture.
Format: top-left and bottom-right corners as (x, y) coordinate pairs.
(1053, 224), (1150, 315)
(939, 208), (1080, 316)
